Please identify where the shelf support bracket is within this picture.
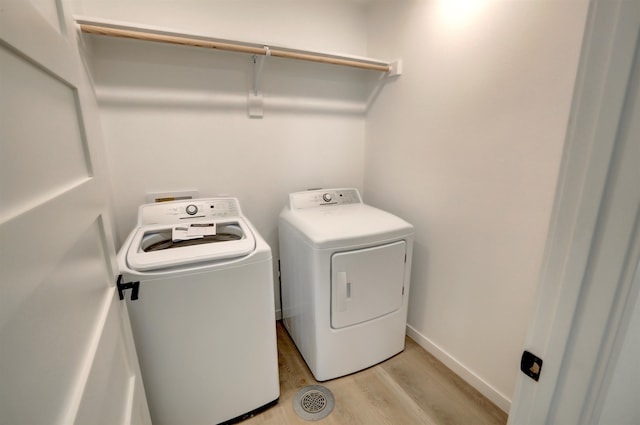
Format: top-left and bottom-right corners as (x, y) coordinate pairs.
(387, 59), (402, 77)
(249, 46), (270, 118)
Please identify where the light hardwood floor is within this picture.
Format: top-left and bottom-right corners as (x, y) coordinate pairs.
(243, 322), (508, 425)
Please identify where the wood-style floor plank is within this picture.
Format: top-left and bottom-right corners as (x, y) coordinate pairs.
(242, 322), (508, 425)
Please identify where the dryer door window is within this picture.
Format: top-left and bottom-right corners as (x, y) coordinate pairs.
(331, 240), (406, 329)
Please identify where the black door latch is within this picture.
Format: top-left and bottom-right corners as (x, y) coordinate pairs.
(116, 274), (140, 301)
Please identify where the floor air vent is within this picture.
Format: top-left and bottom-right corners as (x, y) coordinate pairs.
(292, 385), (335, 421)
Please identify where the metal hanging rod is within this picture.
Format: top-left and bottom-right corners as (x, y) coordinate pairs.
(78, 23), (393, 73)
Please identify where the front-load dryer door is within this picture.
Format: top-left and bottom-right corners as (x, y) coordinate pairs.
(331, 240), (406, 329)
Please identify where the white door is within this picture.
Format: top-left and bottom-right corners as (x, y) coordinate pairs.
(0, 1), (151, 424)
(508, 0), (640, 423)
(331, 241), (406, 329)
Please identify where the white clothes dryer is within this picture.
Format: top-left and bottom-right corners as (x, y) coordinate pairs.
(278, 188), (414, 381)
(118, 198), (279, 425)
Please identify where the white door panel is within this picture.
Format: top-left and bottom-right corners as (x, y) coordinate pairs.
(29, 0), (64, 32)
(0, 183), (100, 331)
(0, 217), (112, 423)
(1, 44), (92, 219)
(331, 241), (406, 329)
(74, 291), (147, 425)
(0, 0), (77, 80)
(0, 0), (150, 424)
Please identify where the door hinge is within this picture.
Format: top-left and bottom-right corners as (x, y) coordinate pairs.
(116, 274), (140, 301)
(520, 350), (543, 382)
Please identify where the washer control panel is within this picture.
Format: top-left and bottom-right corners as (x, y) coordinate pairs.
(290, 188), (362, 210)
(139, 198), (241, 225)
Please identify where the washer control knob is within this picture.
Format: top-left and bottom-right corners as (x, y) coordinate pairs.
(322, 193), (332, 203)
(185, 204), (198, 215)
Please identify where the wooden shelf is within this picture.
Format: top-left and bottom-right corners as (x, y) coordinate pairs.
(74, 17), (401, 117)
(75, 17), (401, 74)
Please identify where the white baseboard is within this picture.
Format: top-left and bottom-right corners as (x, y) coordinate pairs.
(405, 324), (511, 413)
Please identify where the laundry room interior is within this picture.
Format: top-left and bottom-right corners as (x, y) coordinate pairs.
(7, 0), (640, 425)
(7, 0), (640, 424)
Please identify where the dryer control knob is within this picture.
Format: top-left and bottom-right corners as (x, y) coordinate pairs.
(186, 204), (198, 215)
(322, 193), (332, 202)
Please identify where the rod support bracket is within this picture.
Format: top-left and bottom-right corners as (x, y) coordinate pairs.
(387, 59), (402, 77)
(249, 47), (270, 118)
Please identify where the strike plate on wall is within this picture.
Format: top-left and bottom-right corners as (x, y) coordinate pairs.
(520, 350), (543, 382)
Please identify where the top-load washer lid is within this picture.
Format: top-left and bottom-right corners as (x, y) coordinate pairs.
(124, 198), (256, 271)
(280, 188), (413, 249)
(126, 218), (255, 271)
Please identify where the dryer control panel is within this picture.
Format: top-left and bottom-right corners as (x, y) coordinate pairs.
(139, 198), (241, 225)
(290, 188), (362, 210)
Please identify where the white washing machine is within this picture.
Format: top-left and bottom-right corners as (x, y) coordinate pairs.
(118, 198), (279, 425)
(278, 188), (414, 381)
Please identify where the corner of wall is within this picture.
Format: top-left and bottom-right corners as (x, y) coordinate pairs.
(406, 324), (511, 412)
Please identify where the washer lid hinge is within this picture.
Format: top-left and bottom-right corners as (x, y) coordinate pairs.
(116, 274), (140, 301)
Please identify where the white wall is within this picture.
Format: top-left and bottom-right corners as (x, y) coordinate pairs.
(67, 0), (375, 316)
(364, 0), (588, 410)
